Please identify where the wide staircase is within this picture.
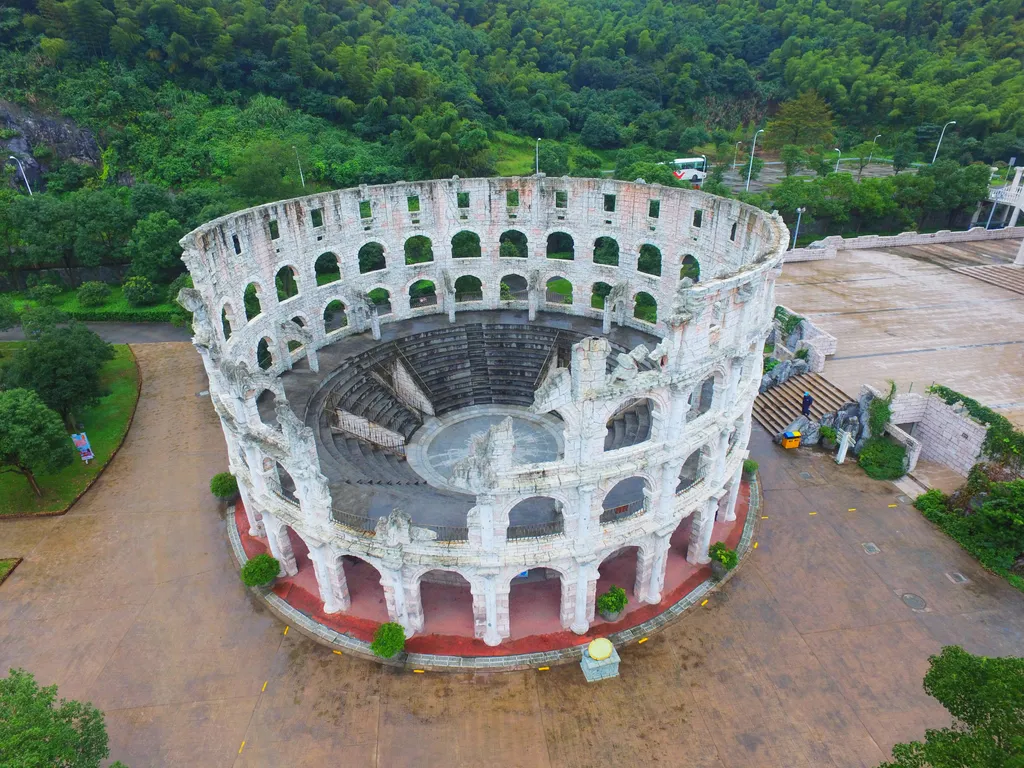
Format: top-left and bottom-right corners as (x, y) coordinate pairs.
(604, 400), (653, 451)
(752, 372), (855, 437)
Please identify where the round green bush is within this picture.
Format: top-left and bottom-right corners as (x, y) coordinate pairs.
(240, 553), (280, 587)
(210, 472), (238, 499)
(743, 458), (759, 476)
(76, 281), (112, 308)
(27, 283), (63, 306)
(596, 585), (628, 614)
(122, 276), (160, 307)
(709, 542), (739, 570)
(371, 622), (406, 658)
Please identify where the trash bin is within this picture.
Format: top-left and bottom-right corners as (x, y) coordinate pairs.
(781, 430), (802, 449)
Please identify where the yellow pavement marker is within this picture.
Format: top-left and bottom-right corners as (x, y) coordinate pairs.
(761, 515), (768, 519)
(283, 626), (289, 636)
(809, 511), (817, 516)
(753, 542), (759, 549)
(700, 598), (709, 606)
(638, 637), (649, 644)
(413, 669), (425, 673)
(537, 666), (550, 671)
(238, 741), (246, 755)
(848, 508), (857, 512)
(333, 650), (343, 655)
(888, 504), (898, 508)
(261, 681), (267, 692)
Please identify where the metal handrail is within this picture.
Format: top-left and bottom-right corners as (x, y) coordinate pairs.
(417, 523), (469, 542)
(391, 345), (434, 398)
(675, 465), (708, 495)
(508, 519), (565, 539)
(331, 507), (377, 535)
(600, 498), (646, 523)
(328, 409), (407, 457)
(533, 330), (562, 388)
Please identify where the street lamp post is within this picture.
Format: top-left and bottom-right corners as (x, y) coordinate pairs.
(733, 141), (742, 169)
(6, 155), (32, 196)
(932, 121), (956, 164)
(985, 195), (999, 230)
(791, 207), (806, 250)
(292, 146), (305, 189)
(536, 138), (541, 175)
(867, 134), (882, 167)
(834, 148), (842, 173)
(745, 129), (764, 192)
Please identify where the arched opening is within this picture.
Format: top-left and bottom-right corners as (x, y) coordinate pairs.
(340, 555), (389, 622)
(596, 546), (640, 622)
(409, 279), (437, 309)
(676, 448), (708, 493)
(634, 291), (657, 323)
(499, 229), (528, 258)
(314, 252), (341, 285)
(680, 254), (700, 282)
(454, 275), (483, 303)
(243, 283), (262, 321)
(593, 236), (619, 266)
(256, 337), (273, 370)
(255, 389), (278, 428)
(509, 568), (564, 639)
(285, 316), (304, 352)
(221, 304), (234, 340)
(323, 300), (347, 333)
(591, 281), (612, 309)
(693, 375), (715, 416)
(546, 276), (572, 305)
(507, 497), (564, 539)
(604, 399), (653, 451)
(276, 463), (298, 504)
(638, 244), (662, 276)
(418, 570), (474, 637)
(499, 274), (527, 301)
(404, 235), (433, 265)
(368, 288), (392, 315)
(546, 232), (574, 260)
(601, 476), (649, 523)
(451, 231), (481, 259)
(358, 242), (386, 274)
(275, 265), (299, 301)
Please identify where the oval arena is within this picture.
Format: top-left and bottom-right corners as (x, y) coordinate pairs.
(178, 176), (786, 656)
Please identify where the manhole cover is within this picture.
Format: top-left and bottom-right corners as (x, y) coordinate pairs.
(901, 593), (927, 611)
(862, 542), (880, 554)
(946, 572), (969, 585)
(799, 471), (812, 480)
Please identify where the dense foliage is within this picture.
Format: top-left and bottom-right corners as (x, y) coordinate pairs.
(858, 437), (908, 480)
(930, 384), (1024, 470)
(879, 646), (1024, 768)
(709, 542), (738, 570)
(0, 388), (76, 497)
(596, 585), (628, 614)
(240, 553), (280, 587)
(371, 622), (406, 658)
(209, 472), (238, 499)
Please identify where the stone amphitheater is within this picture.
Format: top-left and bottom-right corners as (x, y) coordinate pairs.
(178, 175), (787, 651)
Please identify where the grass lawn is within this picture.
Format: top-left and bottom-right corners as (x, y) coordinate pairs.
(0, 558), (20, 584)
(9, 286), (178, 322)
(547, 278), (573, 299)
(494, 132), (538, 176)
(0, 343), (140, 517)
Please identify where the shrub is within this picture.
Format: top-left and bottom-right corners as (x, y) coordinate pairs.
(122, 276), (160, 306)
(764, 357), (780, 373)
(774, 305), (803, 336)
(819, 425), (837, 442)
(240, 553), (280, 586)
(26, 284), (63, 306)
(76, 281), (111, 308)
(596, 585), (628, 615)
(929, 384), (1024, 470)
(210, 472), (238, 499)
(167, 273), (193, 304)
(858, 437), (908, 480)
(794, 347), (809, 360)
(743, 458), (758, 475)
(709, 542), (738, 570)
(371, 622), (406, 658)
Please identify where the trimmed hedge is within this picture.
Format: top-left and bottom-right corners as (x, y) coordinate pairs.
(371, 622), (406, 658)
(858, 437), (907, 480)
(210, 472), (238, 499)
(241, 553), (280, 587)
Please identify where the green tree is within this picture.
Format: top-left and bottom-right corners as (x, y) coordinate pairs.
(0, 389), (75, 497)
(538, 142), (569, 176)
(127, 212), (184, 283)
(879, 646), (1024, 768)
(571, 150), (603, 177)
(850, 141), (877, 177)
(780, 145), (807, 177)
(0, 667), (127, 766)
(4, 323), (114, 429)
(0, 296), (17, 331)
(226, 141), (304, 205)
(764, 92), (835, 149)
(580, 112), (622, 149)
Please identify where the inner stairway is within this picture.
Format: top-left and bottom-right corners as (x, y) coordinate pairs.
(752, 372), (855, 437)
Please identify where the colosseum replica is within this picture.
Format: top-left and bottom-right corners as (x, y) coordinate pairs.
(179, 176), (786, 653)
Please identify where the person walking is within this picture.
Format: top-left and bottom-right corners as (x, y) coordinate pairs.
(801, 391), (814, 417)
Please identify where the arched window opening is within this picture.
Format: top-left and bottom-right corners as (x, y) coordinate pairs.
(499, 274), (527, 301)
(409, 279), (437, 308)
(339, 555), (389, 622)
(499, 230), (528, 258)
(638, 244), (662, 276)
(593, 237), (619, 266)
(243, 283), (262, 321)
(604, 399), (653, 451)
(221, 304), (234, 340)
(508, 497), (564, 539)
(368, 288), (392, 315)
(314, 252), (341, 285)
(634, 292), (657, 323)
(693, 375), (715, 416)
(405, 235), (433, 265)
(676, 449), (707, 493)
(275, 266), (299, 301)
(276, 463), (298, 504)
(256, 337), (273, 370)
(546, 232), (574, 260)
(591, 281), (613, 309)
(545, 276), (572, 305)
(454, 275), (483, 302)
(358, 242), (386, 274)
(601, 476), (650, 523)
(509, 568), (565, 639)
(418, 570), (474, 637)
(680, 254), (700, 282)
(256, 388), (278, 428)
(451, 231), (481, 259)
(596, 546), (640, 620)
(323, 300), (348, 333)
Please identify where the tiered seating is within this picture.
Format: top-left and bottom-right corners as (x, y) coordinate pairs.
(604, 400), (653, 451)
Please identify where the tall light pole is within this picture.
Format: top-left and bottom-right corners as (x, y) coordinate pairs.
(791, 207), (806, 250)
(732, 141), (742, 169)
(833, 148), (842, 173)
(745, 129), (764, 192)
(932, 121), (956, 164)
(535, 138), (541, 175)
(7, 155), (32, 196)
(292, 146), (305, 189)
(867, 134), (882, 167)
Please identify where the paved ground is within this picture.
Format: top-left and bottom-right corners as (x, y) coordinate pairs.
(0, 321), (190, 343)
(776, 238), (1024, 427)
(2, 342), (1023, 766)
(722, 161), (904, 194)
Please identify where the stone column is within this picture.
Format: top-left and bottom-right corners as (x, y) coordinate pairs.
(309, 544), (351, 614)
(602, 300), (612, 334)
(1016, 236), (1024, 266)
(634, 532), (671, 604)
(570, 560), (598, 635)
(528, 284), (538, 321)
(718, 463), (743, 522)
(471, 573), (508, 646)
(712, 428), (730, 485)
(657, 460), (681, 522)
(304, 345), (320, 373)
(369, 306), (381, 341)
(686, 495), (719, 565)
(379, 565), (422, 636)
(237, 480), (265, 537)
(262, 512), (298, 576)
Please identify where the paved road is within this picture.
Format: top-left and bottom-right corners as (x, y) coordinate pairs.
(0, 321), (190, 343)
(1, 343), (1022, 767)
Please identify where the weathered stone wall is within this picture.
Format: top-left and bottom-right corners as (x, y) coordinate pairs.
(785, 225), (1024, 263)
(891, 393), (988, 476)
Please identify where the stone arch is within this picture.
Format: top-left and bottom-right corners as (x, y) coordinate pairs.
(416, 569), (474, 637)
(677, 446), (711, 492)
(638, 244), (662, 276)
(601, 475), (652, 522)
(220, 302), (235, 340)
(454, 275), (483, 302)
(545, 276), (572, 305)
(693, 373), (717, 417)
(591, 281), (612, 309)
(499, 229), (528, 258)
(451, 230), (481, 259)
(255, 388), (279, 428)
(243, 282), (262, 321)
(596, 545), (642, 620)
(604, 398), (654, 451)
(507, 497), (565, 539)
(633, 291), (657, 323)
(508, 566), (567, 639)
(546, 232), (574, 260)
(680, 254), (700, 282)
(593, 236), (619, 266)
(256, 337), (273, 370)
(339, 554), (389, 623)
(409, 279), (437, 309)
(499, 273), (527, 300)
(358, 241), (386, 274)
(368, 287), (392, 315)
(323, 299), (347, 334)
(404, 235), (433, 265)
(314, 252), (341, 285)
(275, 462), (298, 504)
(275, 265), (299, 301)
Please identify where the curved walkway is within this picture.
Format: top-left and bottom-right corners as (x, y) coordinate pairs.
(1, 343), (1023, 767)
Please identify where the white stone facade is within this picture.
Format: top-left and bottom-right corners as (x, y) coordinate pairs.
(179, 177), (787, 646)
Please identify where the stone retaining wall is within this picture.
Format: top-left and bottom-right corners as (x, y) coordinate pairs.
(890, 392), (987, 476)
(785, 225), (1024, 262)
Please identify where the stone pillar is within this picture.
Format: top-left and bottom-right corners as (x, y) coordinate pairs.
(1011, 206), (1021, 228)
(262, 513), (298, 576)
(379, 565), (421, 636)
(237, 480), (265, 537)
(369, 306), (381, 341)
(571, 484), (596, 547)
(1016, 236), (1024, 266)
(712, 428), (730, 485)
(446, 293), (456, 324)
(309, 544), (350, 614)
(304, 345), (320, 373)
(657, 460), (681, 521)
(634, 532), (671, 604)
(570, 561), (598, 635)
(602, 300), (612, 334)
(686, 496), (719, 565)
(472, 573), (508, 646)
(718, 463), (743, 522)
(528, 285), (538, 321)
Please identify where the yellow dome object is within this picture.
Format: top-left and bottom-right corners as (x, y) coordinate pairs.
(588, 638), (613, 661)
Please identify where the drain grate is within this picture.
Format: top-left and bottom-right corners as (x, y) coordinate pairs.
(901, 593), (927, 611)
(862, 542), (880, 554)
(946, 572), (969, 585)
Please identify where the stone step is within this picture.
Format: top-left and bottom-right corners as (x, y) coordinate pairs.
(753, 373), (856, 437)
